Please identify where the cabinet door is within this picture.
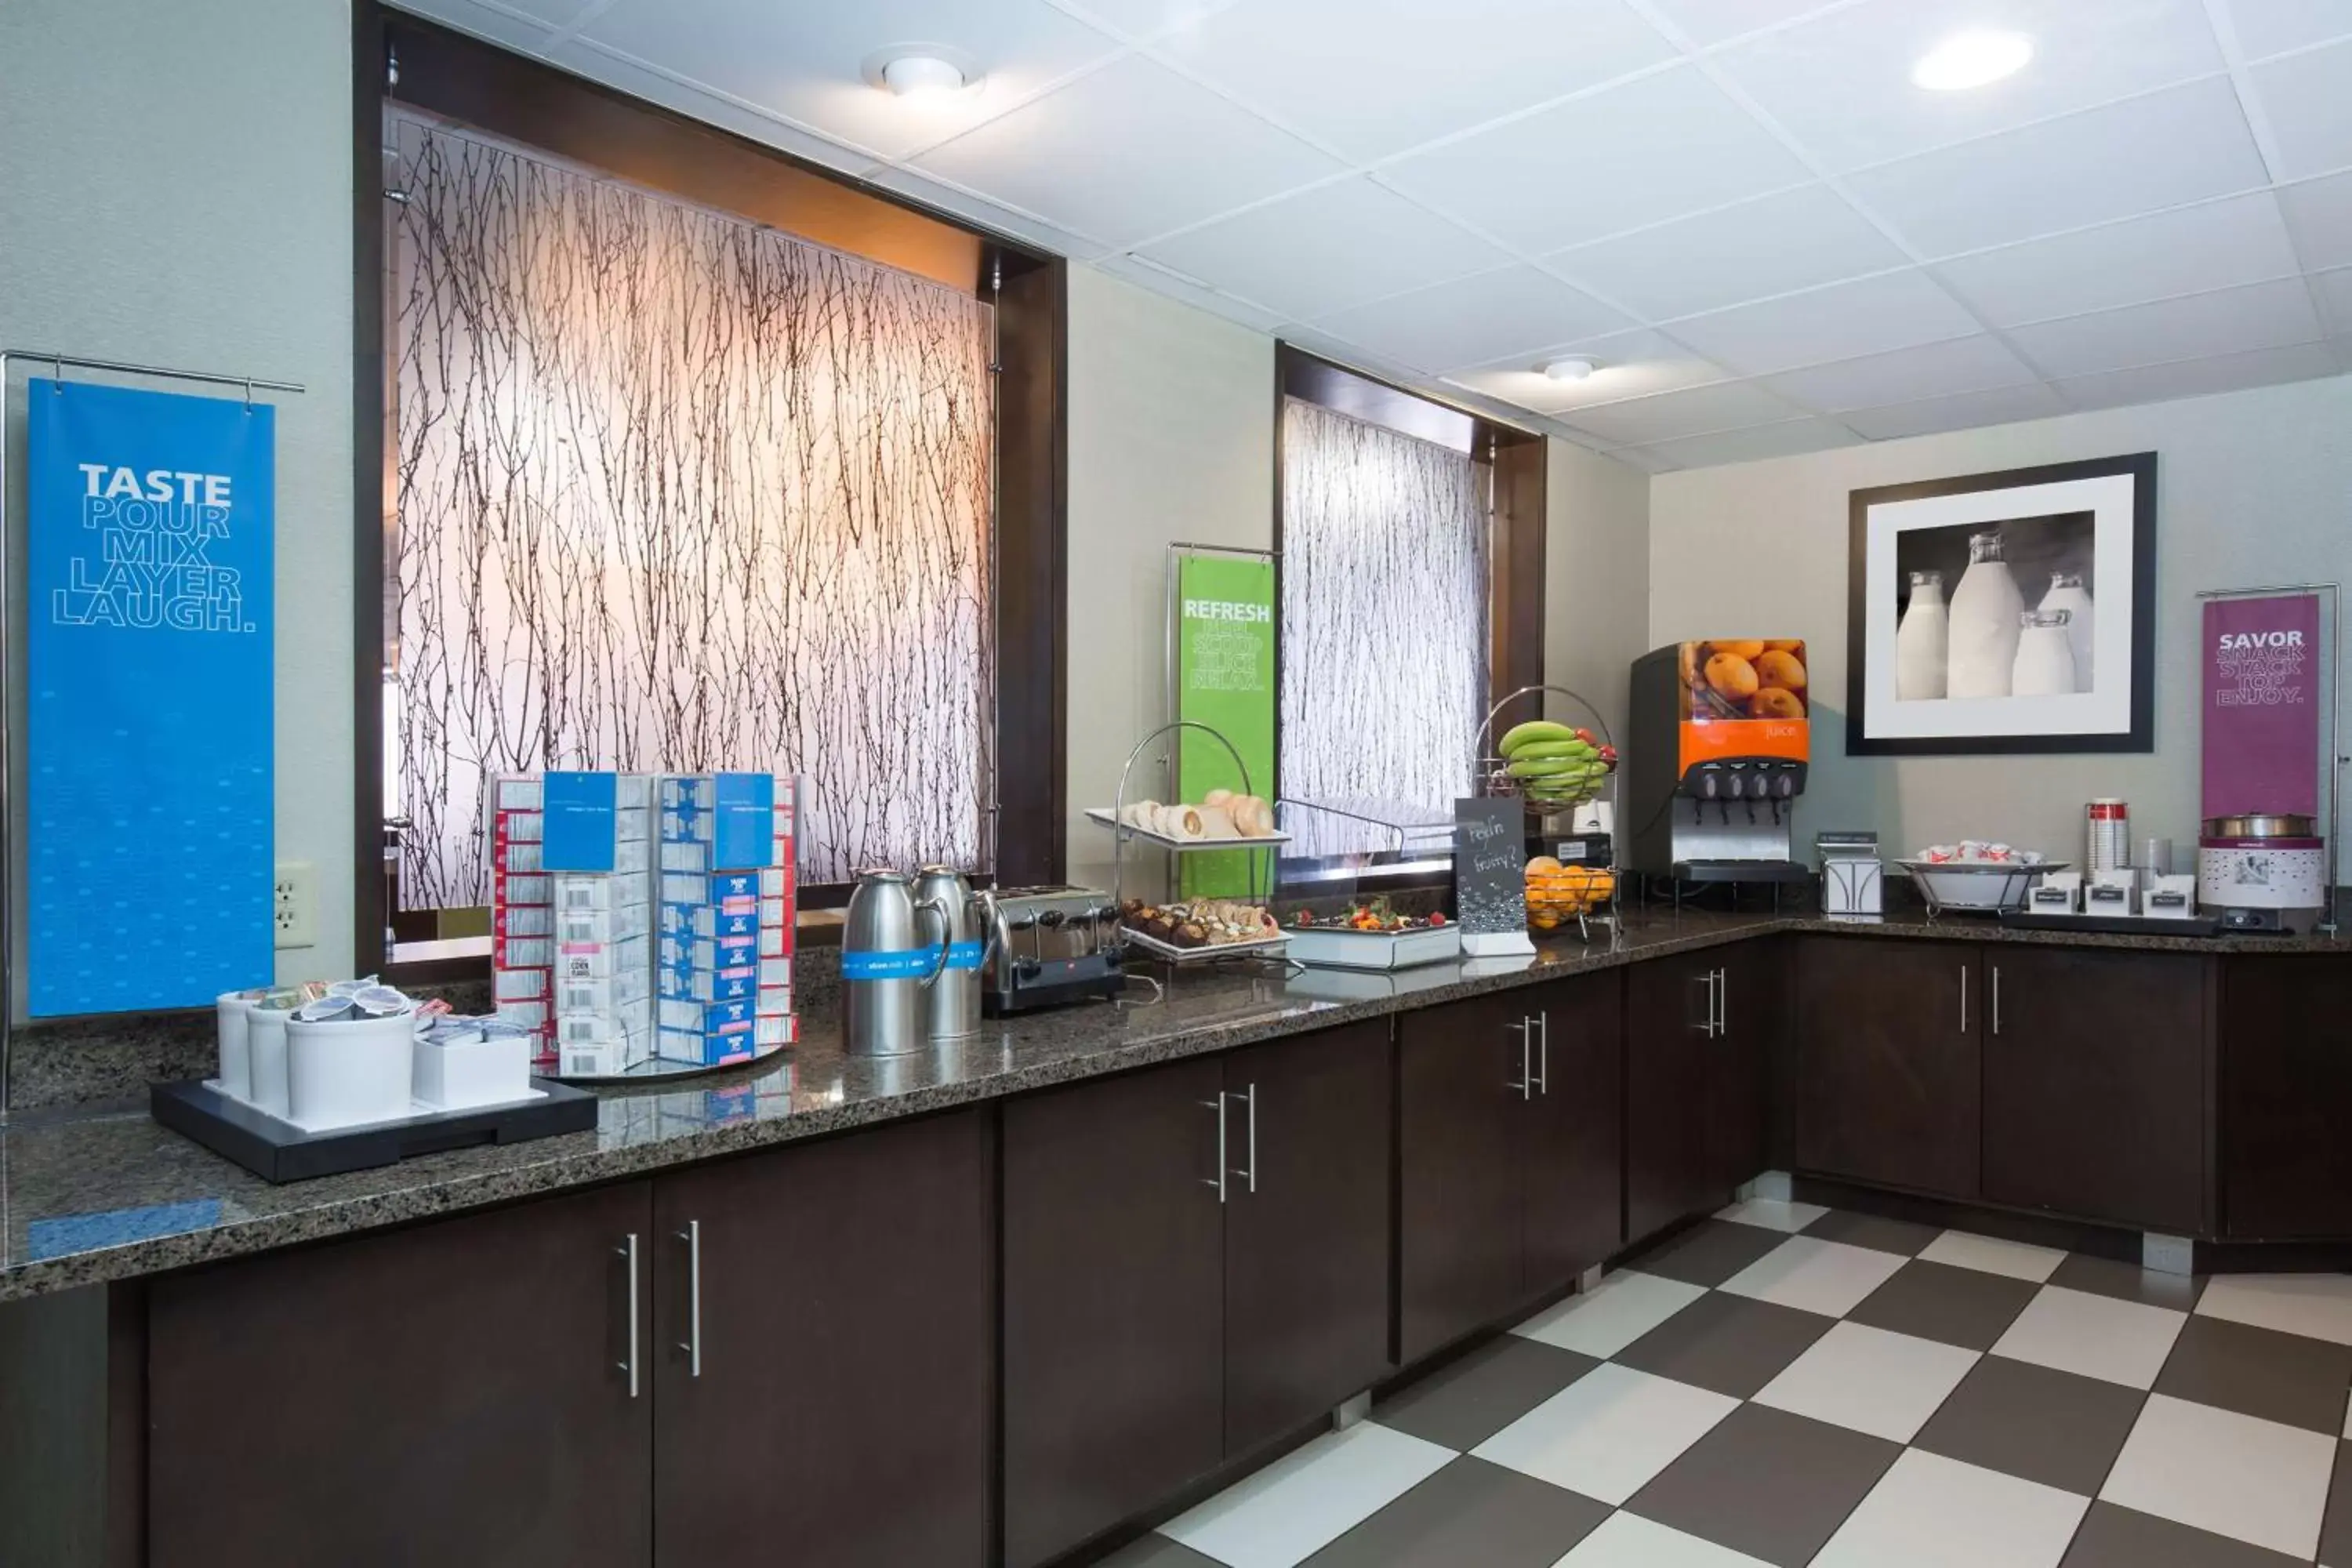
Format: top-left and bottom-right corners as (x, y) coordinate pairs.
(149, 1181), (655, 1568)
(1711, 941), (1777, 1197)
(1004, 1058), (1227, 1568)
(1222, 1022), (1394, 1457)
(1398, 996), (1525, 1363)
(1795, 938), (1981, 1200)
(652, 1110), (992, 1568)
(1625, 957), (1720, 1243)
(2223, 956), (2352, 1238)
(1982, 949), (2209, 1233)
(1519, 972), (1623, 1294)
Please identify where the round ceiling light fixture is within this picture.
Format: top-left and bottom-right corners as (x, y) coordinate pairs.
(862, 45), (985, 99)
(1543, 357), (1599, 383)
(1911, 31), (2033, 91)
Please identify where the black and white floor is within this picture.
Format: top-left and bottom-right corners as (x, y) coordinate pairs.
(1105, 1198), (2352, 1566)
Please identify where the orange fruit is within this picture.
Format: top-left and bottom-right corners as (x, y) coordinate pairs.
(1755, 649), (1807, 691)
(1704, 652), (1760, 701)
(1750, 687), (1804, 720)
(1712, 640), (1766, 660)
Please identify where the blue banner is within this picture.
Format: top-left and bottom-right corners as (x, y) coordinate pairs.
(27, 380), (274, 1015)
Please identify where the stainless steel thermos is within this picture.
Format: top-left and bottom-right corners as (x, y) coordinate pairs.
(911, 866), (993, 1041)
(841, 869), (949, 1056)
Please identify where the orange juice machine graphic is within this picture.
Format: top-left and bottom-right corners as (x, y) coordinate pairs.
(1627, 641), (1812, 885)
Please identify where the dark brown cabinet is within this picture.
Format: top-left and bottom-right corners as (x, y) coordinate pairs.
(1795, 937), (1981, 1200)
(2223, 955), (2352, 1239)
(652, 1109), (993, 1568)
(1003, 1056), (1227, 1568)
(1003, 1025), (1395, 1568)
(1221, 1022), (1394, 1457)
(1399, 975), (1623, 1363)
(149, 1180), (657, 1568)
(1626, 946), (1771, 1245)
(1980, 948), (2209, 1234)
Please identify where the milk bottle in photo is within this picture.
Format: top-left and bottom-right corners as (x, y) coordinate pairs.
(1947, 531), (2024, 698)
(2010, 608), (2077, 697)
(2039, 571), (2094, 691)
(1895, 569), (1949, 700)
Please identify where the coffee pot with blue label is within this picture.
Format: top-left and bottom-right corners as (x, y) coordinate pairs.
(912, 866), (993, 1041)
(841, 869), (949, 1056)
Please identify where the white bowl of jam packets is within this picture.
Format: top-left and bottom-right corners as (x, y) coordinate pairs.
(412, 1018), (536, 1111)
(285, 983), (420, 1129)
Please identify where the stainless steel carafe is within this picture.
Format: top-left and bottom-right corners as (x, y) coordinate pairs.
(912, 866), (993, 1040)
(842, 869), (949, 1057)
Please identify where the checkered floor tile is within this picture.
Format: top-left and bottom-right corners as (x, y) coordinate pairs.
(1100, 1203), (2352, 1567)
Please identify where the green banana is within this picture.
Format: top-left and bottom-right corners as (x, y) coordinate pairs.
(1498, 720), (1576, 757)
(1508, 739), (1595, 762)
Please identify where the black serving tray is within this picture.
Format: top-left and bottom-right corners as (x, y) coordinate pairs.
(1998, 909), (2223, 938)
(151, 1077), (600, 1184)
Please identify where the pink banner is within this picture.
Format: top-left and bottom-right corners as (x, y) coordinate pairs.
(2202, 594), (2322, 820)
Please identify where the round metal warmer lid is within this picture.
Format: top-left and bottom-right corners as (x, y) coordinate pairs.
(2203, 814), (2318, 839)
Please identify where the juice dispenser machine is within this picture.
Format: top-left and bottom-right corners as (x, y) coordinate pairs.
(1628, 641), (1812, 887)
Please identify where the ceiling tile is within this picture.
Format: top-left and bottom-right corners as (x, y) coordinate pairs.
(1841, 380), (2067, 440)
(1136, 178), (1508, 320)
(1666, 268), (1981, 375)
(1561, 379), (1809, 444)
(1381, 64), (1813, 256)
(858, 164), (1108, 255)
(2249, 36), (2352, 179)
(542, 36), (894, 177)
(1547, 183), (1908, 321)
(1087, 252), (1290, 332)
(1154, 0), (1675, 162)
(2008, 276), (2323, 376)
(1763, 333), (2038, 409)
(2308, 266), (2352, 332)
(1628, 418), (1860, 468)
(909, 54), (1341, 246)
(1056, 0), (1243, 42)
(1307, 265), (1634, 372)
(1715, 0), (2223, 172)
(2052, 340), (2343, 408)
(1446, 328), (1732, 412)
(1593, 441), (1683, 473)
(1934, 193), (2303, 325)
(577, 0), (1126, 162)
(1642, 0), (1848, 47)
(2277, 170), (2352, 267)
(1845, 77), (2270, 256)
(2224, 0), (2352, 60)
(397, 0), (562, 49)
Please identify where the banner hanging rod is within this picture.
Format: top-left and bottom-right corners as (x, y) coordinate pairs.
(2, 349), (305, 396)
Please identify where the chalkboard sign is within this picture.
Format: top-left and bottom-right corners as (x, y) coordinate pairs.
(1454, 797), (1528, 937)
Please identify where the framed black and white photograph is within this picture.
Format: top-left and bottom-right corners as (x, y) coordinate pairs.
(1846, 453), (2157, 756)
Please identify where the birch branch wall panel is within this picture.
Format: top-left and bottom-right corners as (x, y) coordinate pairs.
(390, 117), (995, 906)
(1279, 398), (1487, 858)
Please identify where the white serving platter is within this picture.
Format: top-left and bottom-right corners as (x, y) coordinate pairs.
(1085, 808), (1291, 851)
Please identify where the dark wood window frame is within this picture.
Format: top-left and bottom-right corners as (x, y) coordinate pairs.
(1272, 345), (1547, 888)
(352, 5), (1065, 978)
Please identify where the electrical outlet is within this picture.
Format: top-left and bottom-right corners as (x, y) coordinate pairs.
(274, 861), (316, 950)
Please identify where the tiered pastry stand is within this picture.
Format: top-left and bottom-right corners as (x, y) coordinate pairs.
(1090, 720), (1293, 967)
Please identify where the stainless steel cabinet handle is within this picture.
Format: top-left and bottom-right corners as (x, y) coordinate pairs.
(615, 1233), (641, 1399)
(1236, 1084), (1258, 1194)
(1507, 1018), (1532, 1098)
(1714, 969), (1728, 1038)
(1959, 964), (1969, 1034)
(1534, 1012), (1551, 1094)
(1992, 966), (2002, 1036)
(1200, 1098), (1228, 1202)
(676, 1220), (702, 1378)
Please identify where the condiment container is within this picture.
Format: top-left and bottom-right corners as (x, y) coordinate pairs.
(246, 1007), (293, 1116)
(2086, 798), (2129, 873)
(412, 1025), (532, 1111)
(287, 1009), (416, 1128)
(215, 990), (259, 1101)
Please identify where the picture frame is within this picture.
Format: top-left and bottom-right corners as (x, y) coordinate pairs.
(1846, 452), (2158, 757)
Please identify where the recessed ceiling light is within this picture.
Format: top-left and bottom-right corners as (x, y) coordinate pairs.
(1911, 31), (2033, 92)
(1543, 357), (1599, 383)
(862, 45), (984, 100)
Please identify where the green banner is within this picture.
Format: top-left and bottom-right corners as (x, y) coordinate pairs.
(1175, 554), (1277, 900)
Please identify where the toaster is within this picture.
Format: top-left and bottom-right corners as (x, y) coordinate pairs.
(981, 885), (1126, 1016)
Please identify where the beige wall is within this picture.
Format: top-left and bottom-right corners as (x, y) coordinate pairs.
(1545, 438), (1653, 750)
(1649, 373), (2352, 862)
(1063, 266), (1276, 895)
(0, 0), (356, 1008)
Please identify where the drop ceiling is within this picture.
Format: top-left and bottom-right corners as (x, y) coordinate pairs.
(398, 0), (2352, 471)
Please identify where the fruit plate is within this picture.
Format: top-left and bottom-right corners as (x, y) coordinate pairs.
(1085, 808), (1292, 851)
(1284, 924), (1461, 972)
(1119, 925), (1290, 965)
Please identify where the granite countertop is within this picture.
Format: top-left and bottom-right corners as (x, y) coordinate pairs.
(2, 907), (2343, 1303)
